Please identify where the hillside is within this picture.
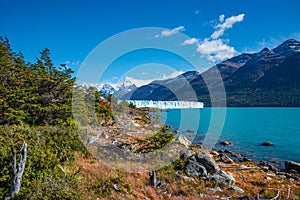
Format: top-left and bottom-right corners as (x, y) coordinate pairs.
(125, 39), (300, 107)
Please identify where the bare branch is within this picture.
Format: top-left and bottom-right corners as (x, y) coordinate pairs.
(286, 186), (291, 200)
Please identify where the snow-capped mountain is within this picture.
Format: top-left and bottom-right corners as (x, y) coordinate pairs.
(273, 39), (300, 57)
(113, 81), (137, 98)
(99, 80), (137, 98)
(99, 84), (116, 96)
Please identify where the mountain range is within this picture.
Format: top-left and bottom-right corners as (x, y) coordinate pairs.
(104, 39), (300, 107)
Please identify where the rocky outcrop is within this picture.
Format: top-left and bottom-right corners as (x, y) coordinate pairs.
(191, 153), (220, 173)
(218, 153), (234, 164)
(180, 149), (196, 160)
(285, 161), (300, 172)
(177, 135), (192, 148)
(209, 170), (235, 187)
(184, 160), (207, 178)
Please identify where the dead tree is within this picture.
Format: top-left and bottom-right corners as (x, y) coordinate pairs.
(149, 171), (157, 187)
(149, 171), (164, 188)
(5, 142), (27, 200)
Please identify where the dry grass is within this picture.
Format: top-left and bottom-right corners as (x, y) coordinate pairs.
(66, 150), (300, 200)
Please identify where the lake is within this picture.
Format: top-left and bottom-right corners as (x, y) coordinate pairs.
(161, 107), (300, 168)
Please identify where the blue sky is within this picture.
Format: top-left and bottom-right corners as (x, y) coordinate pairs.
(2, 0), (300, 86)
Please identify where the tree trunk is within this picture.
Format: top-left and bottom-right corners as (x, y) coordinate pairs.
(5, 142), (27, 200)
(149, 171), (157, 187)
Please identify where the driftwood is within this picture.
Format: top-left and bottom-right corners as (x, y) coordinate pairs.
(256, 189), (282, 200)
(5, 142), (27, 200)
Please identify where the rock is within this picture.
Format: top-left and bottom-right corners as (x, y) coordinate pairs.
(180, 149), (196, 160)
(268, 164), (279, 172)
(266, 176), (272, 180)
(173, 172), (194, 181)
(231, 185), (244, 193)
(130, 144), (137, 151)
(210, 150), (219, 156)
(194, 153), (220, 173)
(261, 142), (273, 146)
(285, 160), (300, 172)
(219, 153), (234, 164)
(184, 160), (207, 178)
(231, 153), (242, 158)
(209, 170), (235, 187)
(206, 187), (223, 192)
(220, 141), (233, 145)
(258, 161), (279, 172)
(155, 181), (164, 188)
(100, 132), (109, 139)
(224, 149), (234, 154)
(236, 196), (256, 200)
(186, 129), (194, 133)
(175, 130), (180, 133)
(177, 135), (192, 148)
(113, 183), (120, 191)
(239, 157), (251, 162)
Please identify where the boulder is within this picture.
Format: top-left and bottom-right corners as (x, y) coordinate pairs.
(209, 170), (235, 187)
(177, 135), (192, 148)
(285, 161), (300, 172)
(219, 153), (234, 164)
(194, 153), (220, 173)
(261, 142), (273, 146)
(180, 149), (196, 160)
(184, 160), (207, 178)
(220, 141), (233, 145)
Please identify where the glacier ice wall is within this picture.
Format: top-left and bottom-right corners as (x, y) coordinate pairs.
(124, 100), (204, 109)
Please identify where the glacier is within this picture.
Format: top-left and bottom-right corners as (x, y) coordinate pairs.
(124, 100), (204, 109)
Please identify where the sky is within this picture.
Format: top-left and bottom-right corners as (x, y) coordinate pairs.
(1, 0), (300, 86)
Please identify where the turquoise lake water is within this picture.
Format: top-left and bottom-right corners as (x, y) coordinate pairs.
(161, 108), (300, 168)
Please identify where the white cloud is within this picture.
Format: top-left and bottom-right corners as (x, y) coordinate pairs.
(120, 71), (184, 87)
(181, 38), (199, 45)
(154, 26), (185, 38)
(180, 14), (245, 62)
(219, 14), (225, 22)
(194, 10), (200, 15)
(196, 38), (236, 61)
(65, 60), (81, 69)
(211, 14), (245, 39)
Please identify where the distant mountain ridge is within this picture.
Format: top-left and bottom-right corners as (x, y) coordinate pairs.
(122, 39), (300, 107)
(99, 81), (137, 99)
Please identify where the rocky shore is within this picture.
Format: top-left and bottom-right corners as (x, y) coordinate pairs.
(82, 108), (300, 199)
